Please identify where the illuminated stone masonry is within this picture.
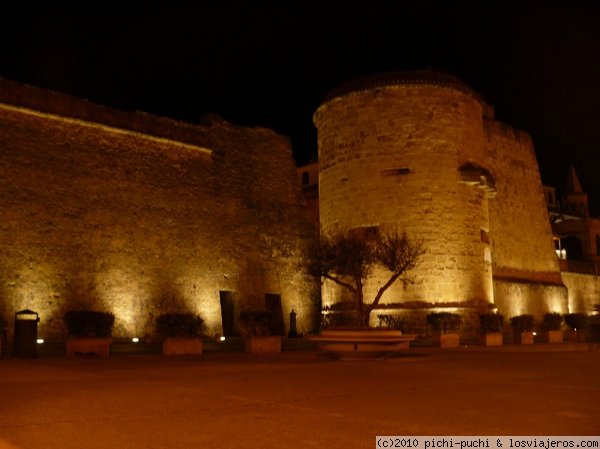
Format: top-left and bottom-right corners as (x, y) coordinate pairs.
(3, 71), (597, 343)
(0, 78), (319, 340)
(310, 70), (597, 330)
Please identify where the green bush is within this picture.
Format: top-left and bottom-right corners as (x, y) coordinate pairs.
(376, 314), (405, 331)
(156, 313), (204, 338)
(239, 311), (279, 337)
(541, 312), (563, 331)
(426, 312), (462, 333)
(63, 311), (115, 338)
(510, 314), (535, 332)
(479, 313), (504, 333)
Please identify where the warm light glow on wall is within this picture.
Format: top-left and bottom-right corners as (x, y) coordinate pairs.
(506, 288), (526, 318)
(7, 261), (63, 337)
(95, 267), (151, 338)
(430, 306), (460, 313)
(321, 279), (337, 308)
(548, 295), (566, 314)
(193, 290), (222, 335)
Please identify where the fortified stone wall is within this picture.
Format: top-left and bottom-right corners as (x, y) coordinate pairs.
(314, 71), (574, 325)
(314, 81), (493, 309)
(484, 119), (568, 317)
(561, 272), (600, 314)
(0, 81), (318, 340)
(485, 120), (561, 281)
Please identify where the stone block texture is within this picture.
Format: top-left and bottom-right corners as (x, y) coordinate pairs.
(314, 71), (567, 321)
(0, 79), (319, 339)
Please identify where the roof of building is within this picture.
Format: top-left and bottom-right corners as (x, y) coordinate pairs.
(323, 70), (487, 105)
(565, 164), (584, 194)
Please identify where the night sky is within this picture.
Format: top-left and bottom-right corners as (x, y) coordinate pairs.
(2, 2), (599, 212)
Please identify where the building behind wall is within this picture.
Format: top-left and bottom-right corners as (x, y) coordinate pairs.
(0, 78), (319, 340)
(545, 166), (600, 314)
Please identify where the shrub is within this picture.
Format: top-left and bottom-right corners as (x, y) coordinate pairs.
(479, 313), (504, 333)
(540, 312), (563, 331)
(563, 313), (588, 331)
(239, 311), (279, 337)
(589, 315), (600, 343)
(377, 314), (405, 331)
(510, 314), (535, 332)
(156, 313), (204, 338)
(426, 312), (462, 333)
(320, 311), (357, 330)
(63, 311), (115, 338)
(324, 301), (356, 312)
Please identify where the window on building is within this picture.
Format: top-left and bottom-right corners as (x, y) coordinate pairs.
(596, 235), (600, 255)
(562, 236), (583, 260)
(302, 171), (309, 186)
(480, 229), (490, 244)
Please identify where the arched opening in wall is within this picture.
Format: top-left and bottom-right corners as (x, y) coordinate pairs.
(562, 236), (584, 261)
(302, 171), (309, 186)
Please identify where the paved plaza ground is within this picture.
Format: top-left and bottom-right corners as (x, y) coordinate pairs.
(0, 343), (599, 449)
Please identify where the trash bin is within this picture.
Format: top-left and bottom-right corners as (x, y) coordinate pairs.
(13, 309), (40, 358)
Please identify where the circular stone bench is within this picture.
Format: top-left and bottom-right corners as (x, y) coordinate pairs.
(309, 329), (416, 360)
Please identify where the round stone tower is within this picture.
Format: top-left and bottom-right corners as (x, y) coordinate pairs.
(314, 71), (495, 313)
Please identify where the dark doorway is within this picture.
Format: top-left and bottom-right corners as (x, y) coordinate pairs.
(219, 291), (237, 337)
(562, 236), (584, 261)
(265, 293), (285, 335)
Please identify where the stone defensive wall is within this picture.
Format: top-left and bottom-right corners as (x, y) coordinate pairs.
(0, 78), (318, 339)
(561, 271), (600, 314)
(314, 71), (568, 325)
(484, 119), (568, 316)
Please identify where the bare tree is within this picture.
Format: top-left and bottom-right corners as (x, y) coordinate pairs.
(308, 227), (424, 328)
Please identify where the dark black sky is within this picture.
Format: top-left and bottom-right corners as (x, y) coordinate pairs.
(2, 2), (600, 211)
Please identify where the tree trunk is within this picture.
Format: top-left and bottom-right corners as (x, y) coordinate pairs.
(355, 280), (369, 328)
(358, 309), (371, 328)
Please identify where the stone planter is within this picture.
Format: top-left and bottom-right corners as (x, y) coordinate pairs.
(244, 336), (281, 354)
(540, 330), (563, 343)
(433, 333), (460, 348)
(565, 329), (586, 342)
(309, 329), (416, 359)
(162, 337), (203, 355)
(513, 331), (534, 345)
(479, 332), (503, 346)
(66, 338), (112, 357)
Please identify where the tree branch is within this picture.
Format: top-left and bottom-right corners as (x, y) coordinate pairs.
(323, 274), (357, 294)
(368, 271), (404, 312)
